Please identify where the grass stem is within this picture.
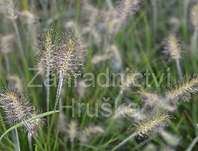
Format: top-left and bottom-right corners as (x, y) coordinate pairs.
(186, 135), (198, 151)
(28, 133), (33, 151)
(46, 66), (50, 111)
(55, 72), (64, 109)
(14, 128), (21, 151)
(176, 59), (183, 80)
(112, 133), (136, 151)
(191, 29), (198, 57)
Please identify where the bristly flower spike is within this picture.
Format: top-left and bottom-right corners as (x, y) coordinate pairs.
(165, 77), (198, 104)
(112, 111), (170, 151)
(67, 120), (78, 143)
(116, 0), (141, 19)
(140, 90), (176, 111)
(38, 29), (55, 111)
(106, 0), (142, 35)
(0, 90), (42, 136)
(135, 112), (170, 137)
(165, 33), (183, 80)
(53, 34), (86, 109)
(38, 30), (54, 74)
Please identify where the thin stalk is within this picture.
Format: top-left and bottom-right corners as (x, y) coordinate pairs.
(112, 133), (137, 151)
(4, 55), (10, 74)
(0, 110), (59, 141)
(14, 128), (21, 151)
(151, 0), (157, 39)
(186, 135), (198, 151)
(46, 65), (50, 111)
(175, 59), (183, 80)
(11, 19), (32, 100)
(191, 29), (198, 57)
(11, 20), (25, 58)
(104, 90), (124, 133)
(106, 0), (113, 9)
(55, 72), (64, 109)
(28, 133), (33, 151)
(71, 141), (74, 151)
(51, 0), (57, 14)
(115, 90), (123, 108)
(184, 0), (190, 24)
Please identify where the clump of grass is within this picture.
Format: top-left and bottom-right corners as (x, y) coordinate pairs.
(1, 0), (198, 150)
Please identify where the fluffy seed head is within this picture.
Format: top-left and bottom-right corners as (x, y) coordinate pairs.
(166, 78), (198, 102)
(67, 120), (78, 143)
(52, 35), (86, 78)
(110, 45), (123, 72)
(7, 75), (23, 92)
(113, 104), (137, 119)
(121, 70), (141, 92)
(37, 30), (55, 75)
(18, 10), (36, 25)
(165, 34), (181, 60)
(0, 90), (42, 136)
(140, 90), (176, 112)
(136, 112), (169, 137)
(140, 91), (160, 105)
(0, 34), (15, 55)
(116, 0), (141, 18)
(57, 112), (67, 133)
(0, 0), (17, 20)
(191, 4), (198, 30)
(79, 125), (104, 143)
(91, 51), (113, 64)
(105, 0), (142, 34)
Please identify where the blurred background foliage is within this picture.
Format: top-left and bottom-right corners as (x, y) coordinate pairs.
(0, 0), (198, 151)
